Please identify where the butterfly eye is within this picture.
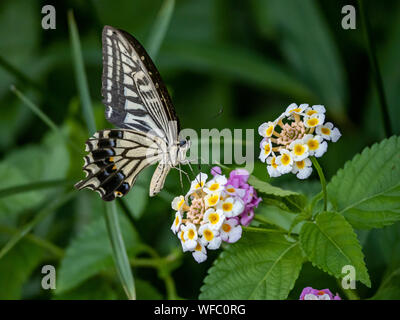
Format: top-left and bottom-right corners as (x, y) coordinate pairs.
(179, 140), (187, 147)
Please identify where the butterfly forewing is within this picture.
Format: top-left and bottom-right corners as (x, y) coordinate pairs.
(101, 25), (179, 143)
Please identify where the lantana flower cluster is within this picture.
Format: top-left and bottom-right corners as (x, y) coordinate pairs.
(300, 287), (341, 300)
(170, 167), (261, 263)
(258, 103), (341, 179)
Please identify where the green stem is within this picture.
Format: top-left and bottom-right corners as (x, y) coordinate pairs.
(0, 179), (73, 199)
(0, 55), (43, 91)
(68, 10), (96, 135)
(310, 156), (327, 211)
(10, 86), (82, 154)
(0, 191), (76, 260)
(358, 0), (392, 138)
(104, 201), (136, 300)
(0, 225), (64, 258)
(336, 279), (360, 300)
(146, 0), (176, 60)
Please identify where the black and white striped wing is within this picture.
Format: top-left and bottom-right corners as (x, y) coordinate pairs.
(74, 129), (167, 201)
(102, 25), (179, 144)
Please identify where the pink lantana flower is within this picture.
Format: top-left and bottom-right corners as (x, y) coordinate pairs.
(299, 287), (341, 300)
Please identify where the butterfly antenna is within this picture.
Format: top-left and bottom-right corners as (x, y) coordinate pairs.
(187, 161), (202, 187)
(178, 164), (184, 193)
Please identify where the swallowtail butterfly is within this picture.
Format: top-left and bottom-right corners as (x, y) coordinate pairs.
(75, 26), (190, 201)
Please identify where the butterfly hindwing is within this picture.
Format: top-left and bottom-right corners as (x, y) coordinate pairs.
(74, 129), (166, 201)
(101, 25), (179, 144)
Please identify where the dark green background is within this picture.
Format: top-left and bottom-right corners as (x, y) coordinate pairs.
(0, 0), (399, 299)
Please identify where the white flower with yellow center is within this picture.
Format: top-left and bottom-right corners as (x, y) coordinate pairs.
(259, 139), (272, 163)
(182, 223), (198, 251)
(170, 212), (182, 234)
(189, 173), (208, 191)
(171, 195), (186, 212)
(304, 105), (326, 117)
(204, 175), (227, 194)
(199, 223), (222, 250)
(285, 103), (308, 117)
(217, 197), (244, 218)
(303, 134), (328, 158)
(258, 121), (275, 138)
(203, 208), (225, 230)
(177, 229), (189, 252)
(289, 139), (309, 161)
(224, 185), (246, 198)
(304, 113), (325, 128)
(220, 218), (242, 243)
(192, 241), (207, 263)
(266, 155), (281, 177)
(292, 158), (313, 179)
(316, 122), (341, 142)
(204, 192), (221, 208)
(276, 149), (293, 174)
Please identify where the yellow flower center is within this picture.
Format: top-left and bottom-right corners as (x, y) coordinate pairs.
(294, 144), (305, 156)
(321, 127), (331, 135)
(222, 202), (233, 212)
(209, 213), (219, 224)
(174, 216), (180, 226)
(266, 125), (274, 137)
(222, 223), (231, 232)
(271, 157), (278, 169)
(290, 108), (301, 113)
(307, 118), (319, 127)
(188, 229), (195, 240)
(296, 160), (305, 169)
(209, 183), (219, 191)
(307, 139), (319, 150)
(207, 195), (219, 206)
(195, 181), (205, 189)
(306, 110), (317, 116)
(177, 198), (185, 209)
(227, 187), (235, 193)
(204, 229), (214, 241)
(179, 232), (185, 242)
(281, 153), (291, 166)
(195, 243), (202, 251)
(264, 143), (271, 154)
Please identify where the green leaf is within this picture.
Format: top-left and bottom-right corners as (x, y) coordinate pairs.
(0, 163), (41, 218)
(299, 211), (371, 287)
(53, 277), (122, 300)
(146, 0), (175, 59)
(327, 136), (400, 229)
(199, 232), (303, 300)
(371, 267), (400, 300)
(251, 0), (347, 117)
(136, 279), (164, 300)
(68, 10), (96, 135)
(56, 212), (140, 294)
(0, 240), (43, 299)
(123, 167), (152, 219)
(104, 201), (137, 300)
(248, 175), (306, 212)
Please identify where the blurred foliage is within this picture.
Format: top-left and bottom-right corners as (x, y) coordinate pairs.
(0, 0), (399, 300)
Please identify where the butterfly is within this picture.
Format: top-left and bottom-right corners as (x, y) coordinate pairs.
(75, 25), (190, 201)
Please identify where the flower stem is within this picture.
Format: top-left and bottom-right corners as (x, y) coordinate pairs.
(357, 0), (392, 138)
(336, 279), (360, 300)
(310, 156), (327, 211)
